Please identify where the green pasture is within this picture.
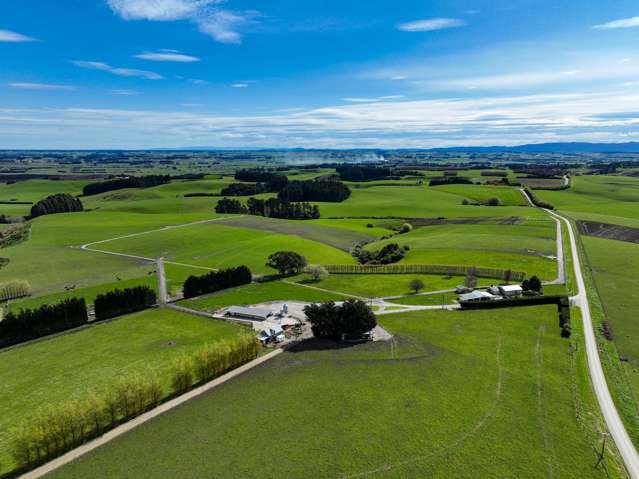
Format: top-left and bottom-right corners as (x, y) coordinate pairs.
(180, 280), (345, 312)
(0, 179), (87, 216)
(293, 273), (475, 298)
(536, 175), (639, 224)
(98, 222), (355, 275)
(0, 308), (244, 474)
(582, 237), (639, 397)
(0, 210), (220, 296)
(366, 221), (558, 280)
(319, 185), (542, 219)
(49, 306), (623, 479)
(431, 184), (528, 206)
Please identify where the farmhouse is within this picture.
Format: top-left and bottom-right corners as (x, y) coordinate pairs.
(225, 306), (273, 321)
(459, 291), (496, 302)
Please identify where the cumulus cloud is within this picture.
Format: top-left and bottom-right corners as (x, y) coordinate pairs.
(135, 50), (200, 62)
(594, 16), (639, 30)
(106, 0), (257, 44)
(397, 18), (465, 32)
(231, 83), (249, 88)
(8, 82), (75, 90)
(72, 60), (163, 80)
(0, 29), (36, 42)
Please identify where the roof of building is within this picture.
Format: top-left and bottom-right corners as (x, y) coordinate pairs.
(499, 285), (523, 292)
(459, 291), (495, 302)
(226, 306), (273, 319)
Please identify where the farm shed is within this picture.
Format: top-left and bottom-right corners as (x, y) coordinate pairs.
(225, 306), (273, 321)
(498, 285), (524, 298)
(459, 291), (496, 303)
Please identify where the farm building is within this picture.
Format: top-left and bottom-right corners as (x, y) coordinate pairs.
(459, 291), (496, 303)
(225, 306), (273, 321)
(498, 285), (523, 298)
(488, 284), (524, 298)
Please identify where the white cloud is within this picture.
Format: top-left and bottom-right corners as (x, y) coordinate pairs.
(4, 90), (639, 148)
(107, 0), (256, 44)
(135, 51), (200, 62)
(231, 83), (249, 88)
(111, 89), (140, 95)
(342, 96), (404, 103)
(106, 0), (216, 21)
(0, 29), (36, 42)
(594, 16), (639, 30)
(397, 18), (465, 32)
(8, 82), (75, 91)
(620, 58), (631, 64)
(73, 61), (163, 80)
(197, 10), (253, 44)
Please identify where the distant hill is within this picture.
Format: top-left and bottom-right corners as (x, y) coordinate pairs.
(158, 142), (639, 154)
(426, 142), (639, 154)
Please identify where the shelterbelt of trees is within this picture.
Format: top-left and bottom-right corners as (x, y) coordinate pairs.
(30, 193), (83, 219)
(216, 197), (320, 220)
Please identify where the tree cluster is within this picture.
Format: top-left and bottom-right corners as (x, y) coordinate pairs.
(429, 177), (473, 186)
(30, 193), (83, 219)
(182, 265), (252, 299)
(0, 298), (88, 348)
(266, 251), (307, 275)
(277, 180), (351, 203)
(234, 169), (289, 190)
(352, 242), (407, 265)
(522, 275), (543, 294)
(215, 196), (320, 219)
(247, 197), (320, 220)
(0, 280), (31, 302)
(10, 335), (259, 471)
(304, 300), (377, 341)
(94, 286), (157, 321)
(336, 164), (392, 182)
(82, 175), (171, 196)
(220, 182), (270, 197)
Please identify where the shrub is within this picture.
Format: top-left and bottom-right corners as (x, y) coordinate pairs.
(0, 279), (31, 302)
(93, 286), (157, 321)
(399, 223), (413, 234)
(183, 265), (252, 299)
(30, 193), (83, 218)
(307, 265), (329, 281)
(485, 197), (502, 207)
(171, 357), (194, 394)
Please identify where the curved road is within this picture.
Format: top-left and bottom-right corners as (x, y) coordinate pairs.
(522, 188), (639, 477)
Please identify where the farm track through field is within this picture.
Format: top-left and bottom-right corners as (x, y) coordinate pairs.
(343, 338), (504, 478)
(78, 216), (235, 271)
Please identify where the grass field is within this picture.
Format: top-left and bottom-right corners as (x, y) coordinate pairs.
(536, 175), (639, 226)
(431, 184), (528, 206)
(292, 273), (477, 298)
(180, 280), (346, 312)
(0, 308), (244, 474)
(48, 306), (623, 479)
(365, 221), (558, 280)
(320, 184), (543, 219)
(98, 222), (356, 275)
(582, 237), (639, 404)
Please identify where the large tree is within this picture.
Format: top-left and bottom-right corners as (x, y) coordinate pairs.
(304, 300), (377, 341)
(266, 251), (307, 275)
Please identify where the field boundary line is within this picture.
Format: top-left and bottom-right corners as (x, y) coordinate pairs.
(18, 347), (283, 479)
(281, 280), (366, 300)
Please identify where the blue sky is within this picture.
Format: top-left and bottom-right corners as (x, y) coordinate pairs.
(1, 0), (639, 149)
